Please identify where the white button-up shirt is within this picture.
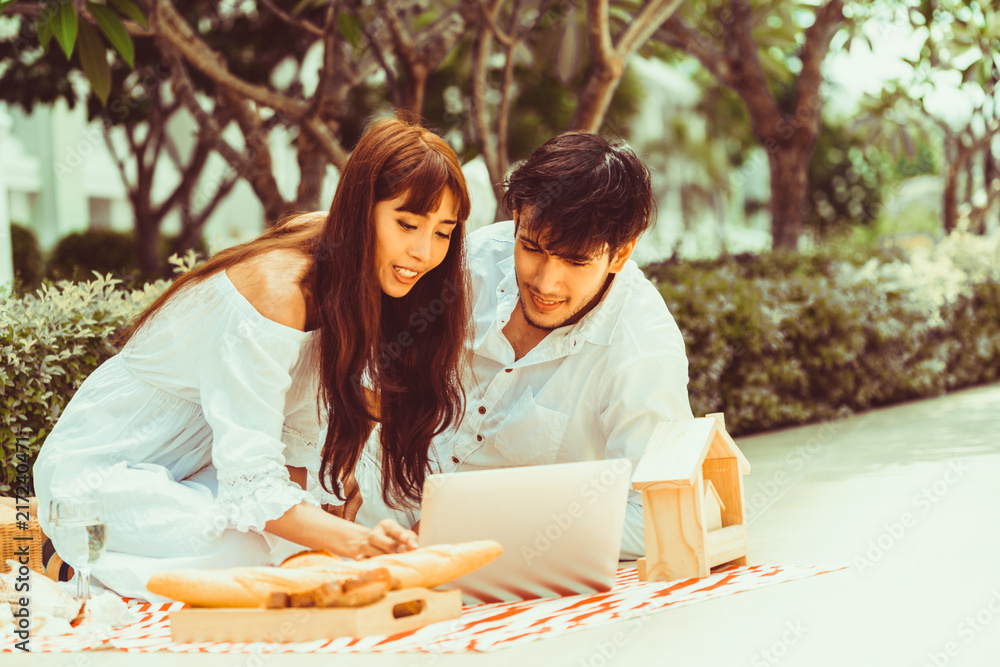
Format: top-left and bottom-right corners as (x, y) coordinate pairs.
(430, 221), (693, 558)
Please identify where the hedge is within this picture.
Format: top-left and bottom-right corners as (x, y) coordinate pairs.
(10, 223), (45, 294)
(2, 236), (999, 493)
(650, 232), (1000, 434)
(47, 228), (208, 286)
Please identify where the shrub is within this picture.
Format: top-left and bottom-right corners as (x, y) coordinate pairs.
(650, 232), (1000, 435)
(47, 229), (142, 284)
(0, 253), (198, 494)
(46, 228), (208, 286)
(10, 223), (44, 293)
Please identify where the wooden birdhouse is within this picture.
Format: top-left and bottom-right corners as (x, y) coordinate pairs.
(632, 413), (750, 582)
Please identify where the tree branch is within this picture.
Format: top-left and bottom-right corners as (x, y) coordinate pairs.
(793, 0), (845, 130)
(101, 125), (136, 201)
(471, 18), (500, 182)
(304, 116), (350, 167)
(161, 46), (285, 214)
(587, 0), (615, 65)
(477, 0), (516, 48)
(617, 0), (685, 57)
(382, 0), (418, 65)
(148, 102), (170, 184)
(153, 134), (211, 222)
(149, 0), (307, 118)
(154, 98), (232, 223)
(362, 14), (402, 106)
(517, 0), (553, 40)
(131, 120), (155, 206)
(418, 4), (475, 70)
(656, 16), (735, 87)
(258, 0), (324, 37)
(161, 127), (184, 168)
(311, 3), (342, 112)
(378, 0), (473, 114)
(191, 169), (240, 230)
(725, 0), (782, 137)
(497, 0), (523, 178)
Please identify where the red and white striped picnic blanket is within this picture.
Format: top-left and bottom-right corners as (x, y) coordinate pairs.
(4, 564), (841, 653)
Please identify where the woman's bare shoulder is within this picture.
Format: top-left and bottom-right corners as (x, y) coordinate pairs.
(226, 249), (313, 331)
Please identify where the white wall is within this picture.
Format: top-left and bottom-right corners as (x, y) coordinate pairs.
(0, 109), (13, 287)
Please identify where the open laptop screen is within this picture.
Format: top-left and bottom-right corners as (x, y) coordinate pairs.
(418, 459), (631, 605)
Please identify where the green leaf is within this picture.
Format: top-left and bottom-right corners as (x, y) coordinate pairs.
(87, 2), (134, 66)
(36, 11), (54, 50)
(53, 0), (78, 59)
(107, 0), (148, 29)
(337, 12), (362, 48)
(78, 21), (111, 104)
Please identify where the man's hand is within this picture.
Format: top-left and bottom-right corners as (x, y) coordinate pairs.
(325, 471), (363, 522)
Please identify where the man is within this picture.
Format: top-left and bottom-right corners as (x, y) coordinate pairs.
(356, 131), (693, 559)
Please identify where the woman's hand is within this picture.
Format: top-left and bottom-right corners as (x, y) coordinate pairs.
(352, 518), (418, 559)
(264, 502), (415, 560)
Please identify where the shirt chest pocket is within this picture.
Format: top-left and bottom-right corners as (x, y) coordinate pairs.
(489, 389), (569, 466)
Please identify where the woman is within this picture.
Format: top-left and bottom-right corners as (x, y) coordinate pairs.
(32, 117), (471, 601)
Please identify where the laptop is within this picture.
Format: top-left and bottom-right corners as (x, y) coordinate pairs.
(418, 458), (632, 605)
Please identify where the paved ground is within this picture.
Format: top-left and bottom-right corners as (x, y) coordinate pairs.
(13, 382), (1000, 666)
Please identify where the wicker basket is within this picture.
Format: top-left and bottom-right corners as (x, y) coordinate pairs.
(1, 507), (46, 575)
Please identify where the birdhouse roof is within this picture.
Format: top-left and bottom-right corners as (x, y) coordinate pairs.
(632, 417), (751, 490)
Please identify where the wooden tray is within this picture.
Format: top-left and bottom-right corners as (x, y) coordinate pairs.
(169, 587), (462, 643)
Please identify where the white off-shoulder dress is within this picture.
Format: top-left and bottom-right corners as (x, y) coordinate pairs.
(33, 271), (340, 602)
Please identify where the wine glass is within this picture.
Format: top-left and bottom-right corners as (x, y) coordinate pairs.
(48, 496), (108, 602)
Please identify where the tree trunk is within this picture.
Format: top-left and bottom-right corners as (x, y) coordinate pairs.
(963, 154), (974, 206)
(985, 146), (998, 234)
(133, 212), (162, 279)
(401, 63), (428, 120)
(174, 211), (201, 256)
(569, 57), (624, 133)
(131, 150), (163, 277)
(943, 160), (959, 234)
(295, 129), (326, 212)
(767, 147), (810, 250)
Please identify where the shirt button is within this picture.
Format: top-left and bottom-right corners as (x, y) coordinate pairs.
(505, 368), (513, 373)
(476, 435), (483, 442)
(452, 456), (460, 464)
(478, 406), (486, 415)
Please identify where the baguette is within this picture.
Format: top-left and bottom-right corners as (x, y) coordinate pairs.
(265, 567), (391, 609)
(280, 540), (503, 590)
(146, 565), (391, 608)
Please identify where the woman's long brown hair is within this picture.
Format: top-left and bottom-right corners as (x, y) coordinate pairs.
(117, 116), (471, 510)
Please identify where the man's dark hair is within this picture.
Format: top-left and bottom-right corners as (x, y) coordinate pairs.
(501, 132), (654, 259)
